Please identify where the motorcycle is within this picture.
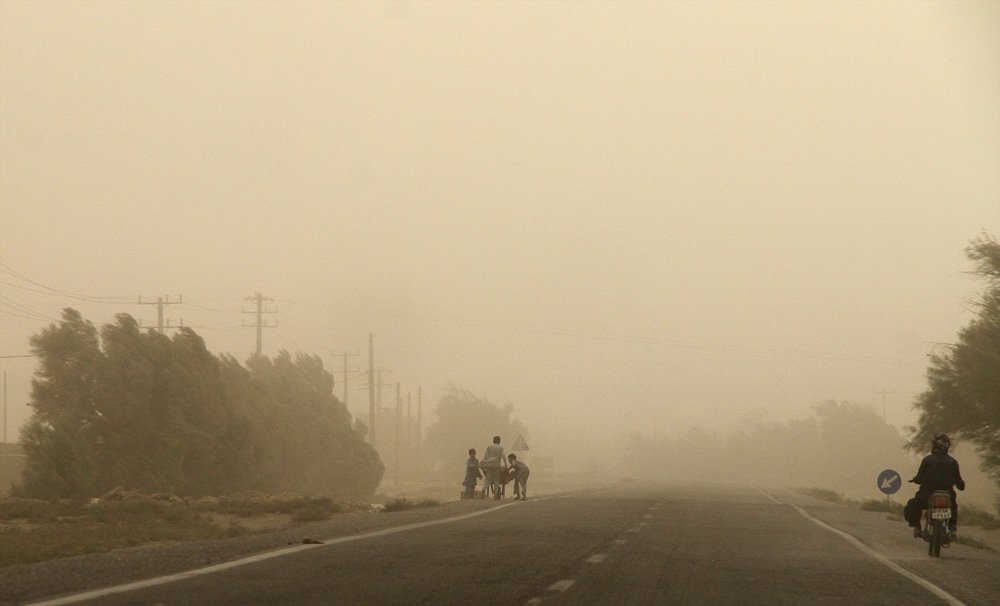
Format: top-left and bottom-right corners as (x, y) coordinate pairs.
(921, 490), (952, 557)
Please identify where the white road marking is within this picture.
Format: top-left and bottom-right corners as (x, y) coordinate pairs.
(586, 553), (607, 563)
(525, 598), (545, 606)
(759, 490), (967, 606)
(614, 539), (627, 546)
(547, 579), (576, 591)
(29, 485), (629, 606)
(758, 490), (782, 505)
(29, 501), (525, 606)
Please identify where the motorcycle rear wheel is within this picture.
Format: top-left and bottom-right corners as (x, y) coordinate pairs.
(929, 520), (944, 557)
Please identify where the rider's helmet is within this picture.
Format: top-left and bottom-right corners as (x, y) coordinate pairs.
(931, 433), (951, 454)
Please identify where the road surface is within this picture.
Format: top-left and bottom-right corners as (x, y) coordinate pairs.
(24, 483), (1000, 605)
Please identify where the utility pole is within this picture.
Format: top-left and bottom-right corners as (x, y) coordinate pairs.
(394, 382), (401, 485)
(3, 371), (7, 444)
(242, 292), (276, 357)
(368, 334), (376, 447)
(332, 351), (361, 408)
(375, 367), (393, 423)
(416, 386), (422, 476)
(138, 295), (182, 332)
(876, 389), (894, 424)
(406, 391), (412, 477)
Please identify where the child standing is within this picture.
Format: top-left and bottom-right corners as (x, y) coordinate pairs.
(463, 448), (482, 498)
(507, 453), (530, 501)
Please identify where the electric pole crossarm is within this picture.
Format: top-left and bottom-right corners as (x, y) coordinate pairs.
(138, 295), (183, 333)
(242, 292), (276, 356)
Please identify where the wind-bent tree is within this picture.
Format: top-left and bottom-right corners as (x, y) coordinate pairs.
(18, 310), (383, 500)
(910, 232), (1000, 497)
(19, 309), (103, 498)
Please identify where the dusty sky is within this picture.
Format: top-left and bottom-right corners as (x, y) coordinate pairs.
(1, 1), (997, 451)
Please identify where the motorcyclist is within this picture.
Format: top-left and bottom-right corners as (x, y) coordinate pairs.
(903, 433), (965, 539)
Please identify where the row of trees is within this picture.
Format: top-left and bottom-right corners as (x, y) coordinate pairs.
(910, 233), (1000, 504)
(615, 401), (918, 499)
(17, 310), (383, 500)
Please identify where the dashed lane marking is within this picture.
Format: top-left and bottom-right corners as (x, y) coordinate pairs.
(30, 485), (627, 606)
(759, 490), (966, 606)
(29, 501), (524, 606)
(547, 580), (576, 592)
(586, 554), (607, 563)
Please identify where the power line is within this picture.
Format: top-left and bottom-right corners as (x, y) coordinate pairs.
(0, 293), (59, 321)
(0, 262), (131, 302)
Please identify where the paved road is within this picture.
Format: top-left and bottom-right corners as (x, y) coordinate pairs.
(30, 484), (997, 605)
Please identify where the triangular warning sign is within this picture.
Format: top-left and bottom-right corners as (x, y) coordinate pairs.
(511, 434), (529, 451)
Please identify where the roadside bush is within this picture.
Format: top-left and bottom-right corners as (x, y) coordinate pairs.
(960, 503), (999, 529)
(794, 487), (843, 503)
(858, 499), (903, 515)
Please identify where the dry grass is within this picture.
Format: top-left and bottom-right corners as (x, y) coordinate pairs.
(0, 493), (362, 568)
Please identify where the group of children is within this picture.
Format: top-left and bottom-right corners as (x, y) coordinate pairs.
(463, 435), (530, 500)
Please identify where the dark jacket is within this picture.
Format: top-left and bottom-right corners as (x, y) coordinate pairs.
(911, 451), (966, 492)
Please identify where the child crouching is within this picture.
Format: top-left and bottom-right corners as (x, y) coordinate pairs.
(507, 453), (530, 500)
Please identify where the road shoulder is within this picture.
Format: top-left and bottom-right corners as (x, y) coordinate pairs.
(766, 487), (1000, 606)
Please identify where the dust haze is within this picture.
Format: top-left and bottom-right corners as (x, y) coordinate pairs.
(1, 2), (997, 502)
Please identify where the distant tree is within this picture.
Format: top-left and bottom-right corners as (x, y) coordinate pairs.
(422, 386), (527, 477)
(812, 400), (914, 497)
(615, 400), (914, 497)
(910, 233), (1000, 497)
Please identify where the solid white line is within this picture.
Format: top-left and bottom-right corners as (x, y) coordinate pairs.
(758, 489), (782, 505)
(547, 579), (576, 591)
(586, 553), (607, 563)
(30, 485), (627, 606)
(30, 501), (524, 606)
(760, 491), (966, 606)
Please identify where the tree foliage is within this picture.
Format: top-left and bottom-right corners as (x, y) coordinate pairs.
(616, 401), (916, 499)
(17, 310), (383, 500)
(422, 386), (527, 477)
(909, 233), (1000, 483)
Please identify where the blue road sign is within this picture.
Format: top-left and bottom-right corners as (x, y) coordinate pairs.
(877, 469), (901, 495)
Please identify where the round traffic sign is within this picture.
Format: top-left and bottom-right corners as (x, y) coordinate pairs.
(877, 469), (901, 495)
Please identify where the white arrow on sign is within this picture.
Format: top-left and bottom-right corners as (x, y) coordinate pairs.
(880, 474), (899, 490)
